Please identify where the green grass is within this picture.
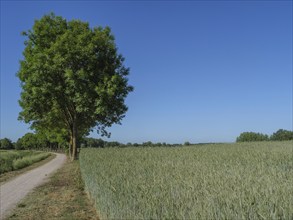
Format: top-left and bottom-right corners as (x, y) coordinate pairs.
(12, 152), (51, 170)
(79, 141), (293, 219)
(0, 154), (56, 184)
(0, 150), (51, 174)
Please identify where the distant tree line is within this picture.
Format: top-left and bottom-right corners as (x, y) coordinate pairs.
(236, 129), (293, 142)
(1, 134), (185, 151)
(1, 134), (182, 150)
(81, 138), (182, 148)
(15, 132), (68, 151)
(1, 128), (292, 150)
(0, 132), (68, 151)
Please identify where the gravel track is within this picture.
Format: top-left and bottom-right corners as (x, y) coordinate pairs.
(0, 153), (66, 219)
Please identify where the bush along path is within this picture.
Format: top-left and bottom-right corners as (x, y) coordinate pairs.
(0, 153), (66, 219)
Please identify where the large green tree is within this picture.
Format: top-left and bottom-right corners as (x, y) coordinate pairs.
(18, 13), (133, 160)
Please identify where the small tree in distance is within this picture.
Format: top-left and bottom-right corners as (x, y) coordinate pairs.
(18, 13), (133, 160)
(0, 138), (14, 149)
(270, 129), (293, 141)
(236, 132), (269, 142)
(184, 141), (191, 146)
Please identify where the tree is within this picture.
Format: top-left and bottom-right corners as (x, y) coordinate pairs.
(82, 137), (105, 148)
(0, 138), (14, 149)
(236, 132), (269, 142)
(36, 129), (68, 150)
(16, 133), (38, 149)
(18, 13), (133, 160)
(105, 141), (121, 147)
(155, 142), (162, 147)
(142, 141), (153, 147)
(270, 129), (293, 141)
(15, 138), (24, 150)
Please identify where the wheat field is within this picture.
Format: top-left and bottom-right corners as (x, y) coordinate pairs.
(80, 141), (293, 219)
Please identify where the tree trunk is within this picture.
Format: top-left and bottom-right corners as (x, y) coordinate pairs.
(70, 121), (78, 161)
(69, 136), (73, 160)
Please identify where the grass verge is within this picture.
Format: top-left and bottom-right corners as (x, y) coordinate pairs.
(7, 159), (98, 220)
(12, 152), (51, 170)
(0, 151), (52, 174)
(0, 154), (56, 184)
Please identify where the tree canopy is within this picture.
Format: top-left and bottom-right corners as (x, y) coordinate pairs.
(270, 129), (293, 141)
(236, 129), (293, 142)
(18, 13), (133, 160)
(236, 132), (269, 142)
(0, 138), (14, 149)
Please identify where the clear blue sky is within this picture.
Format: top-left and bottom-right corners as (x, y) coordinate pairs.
(1, 1), (292, 144)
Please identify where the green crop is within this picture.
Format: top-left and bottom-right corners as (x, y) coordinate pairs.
(80, 141), (293, 219)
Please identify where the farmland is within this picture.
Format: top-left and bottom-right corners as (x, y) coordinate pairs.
(0, 150), (51, 174)
(80, 141), (293, 219)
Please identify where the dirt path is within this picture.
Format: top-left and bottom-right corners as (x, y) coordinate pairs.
(0, 153), (66, 219)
